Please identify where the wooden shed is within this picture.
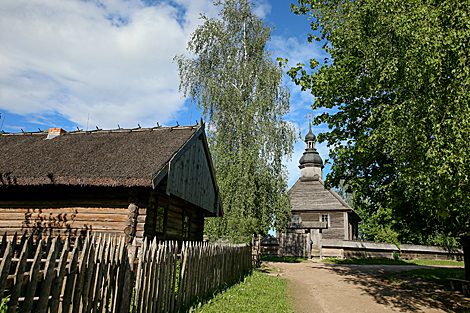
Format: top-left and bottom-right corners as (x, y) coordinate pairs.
(280, 125), (360, 257)
(0, 123), (222, 244)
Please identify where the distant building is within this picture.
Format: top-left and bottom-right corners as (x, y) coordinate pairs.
(0, 123), (222, 244)
(279, 124), (360, 257)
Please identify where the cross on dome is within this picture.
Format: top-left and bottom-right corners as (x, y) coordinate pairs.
(299, 114), (323, 181)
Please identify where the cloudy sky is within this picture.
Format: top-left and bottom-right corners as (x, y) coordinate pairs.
(0, 0), (330, 187)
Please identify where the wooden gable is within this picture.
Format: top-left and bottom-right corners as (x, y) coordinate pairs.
(152, 128), (221, 216)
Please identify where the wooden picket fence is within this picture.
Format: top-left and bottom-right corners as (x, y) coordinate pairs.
(0, 233), (252, 313)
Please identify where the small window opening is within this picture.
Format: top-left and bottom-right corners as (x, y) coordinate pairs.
(321, 214), (329, 226)
(155, 205), (166, 233)
(183, 213), (191, 239)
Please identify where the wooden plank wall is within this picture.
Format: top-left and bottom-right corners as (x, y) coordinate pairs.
(299, 212), (320, 221)
(168, 137), (217, 214)
(279, 233), (309, 257)
(322, 212), (345, 240)
(0, 233), (252, 313)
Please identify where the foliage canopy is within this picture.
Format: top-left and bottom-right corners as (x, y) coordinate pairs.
(175, 0), (296, 242)
(288, 0), (470, 273)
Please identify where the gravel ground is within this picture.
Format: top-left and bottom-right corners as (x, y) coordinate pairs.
(263, 261), (470, 313)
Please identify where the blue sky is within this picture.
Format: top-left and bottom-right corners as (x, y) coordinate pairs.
(0, 0), (331, 187)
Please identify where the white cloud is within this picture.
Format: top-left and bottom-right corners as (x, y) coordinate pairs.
(0, 0), (218, 129)
(252, 0), (272, 18)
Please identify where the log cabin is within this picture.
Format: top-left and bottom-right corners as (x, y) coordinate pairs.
(0, 122), (222, 244)
(279, 124), (361, 257)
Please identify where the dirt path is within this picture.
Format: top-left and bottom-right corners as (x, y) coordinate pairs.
(263, 261), (470, 313)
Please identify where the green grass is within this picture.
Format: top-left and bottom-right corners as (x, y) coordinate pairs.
(260, 255), (311, 263)
(410, 259), (464, 266)
(188, 271), (294, 313)
(390, 267), (466, 283)
(0, 296), (8, 313)
(324, 257), (464, 267)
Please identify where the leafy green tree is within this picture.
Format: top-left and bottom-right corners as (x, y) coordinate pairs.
(288, 0), (470, 277)
(175, 0), (296, 242)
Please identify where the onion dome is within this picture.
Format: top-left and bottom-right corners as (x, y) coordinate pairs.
(305, 128), (316, 143)
(299, 149), (323, 166)
(299, 123), (323, 167)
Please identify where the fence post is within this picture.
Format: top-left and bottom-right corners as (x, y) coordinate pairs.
(119, 239), (137, 313)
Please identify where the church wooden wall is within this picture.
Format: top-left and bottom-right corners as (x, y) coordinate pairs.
(299, 212), (320, 221)
(321, 212), (346, 240)
(293, 211), (348, 240)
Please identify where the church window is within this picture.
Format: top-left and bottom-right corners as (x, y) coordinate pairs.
(292, 215), (301, 223)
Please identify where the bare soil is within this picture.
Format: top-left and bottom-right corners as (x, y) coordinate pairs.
(261, 260), (470, 313)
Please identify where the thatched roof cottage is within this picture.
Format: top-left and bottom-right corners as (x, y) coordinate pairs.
(0, 122), (222, 243)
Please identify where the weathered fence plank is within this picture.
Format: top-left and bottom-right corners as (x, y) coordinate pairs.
(61, 238), (80, 313)
(22, 239), (43, 313)
(0, 241), (12, 301)
(0, 233), (252, 313)
(36, 238), (59, 313)
(49, 237), (70, 313)
(8, 236), (29, 313)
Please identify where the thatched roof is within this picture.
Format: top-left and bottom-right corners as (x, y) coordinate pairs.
(0, 125), (200, 187)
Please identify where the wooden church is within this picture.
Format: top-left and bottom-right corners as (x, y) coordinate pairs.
(279, 124), (360, 257)
(0, 122), (222, 244)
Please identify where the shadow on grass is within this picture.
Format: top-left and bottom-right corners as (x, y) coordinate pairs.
(324, 257), (412, 265)
(260, 255), (309, 263)
(318, 263), (470, 312)
(325, 257), (465, 267)
(387, 267), (465, 283)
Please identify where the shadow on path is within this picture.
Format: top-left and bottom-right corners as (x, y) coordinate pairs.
(319, 263), (470, 312)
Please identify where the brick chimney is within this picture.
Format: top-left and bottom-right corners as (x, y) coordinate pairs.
(46, 128), (67, 140)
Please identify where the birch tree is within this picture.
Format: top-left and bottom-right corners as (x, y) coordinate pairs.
(174, 0), (296, 242)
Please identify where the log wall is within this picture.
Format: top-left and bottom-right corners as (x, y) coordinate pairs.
(142, 191), (204, 243)
(0, 185), (206, 243)
(0, 186), (133, 238)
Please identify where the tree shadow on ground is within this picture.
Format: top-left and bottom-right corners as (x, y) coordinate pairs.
(260, 255), (310, 263)
(319, 263), (470, 312)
